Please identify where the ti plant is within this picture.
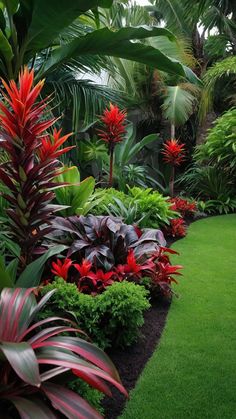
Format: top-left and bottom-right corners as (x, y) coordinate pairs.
(98, 103), (126, 187)
(0, 287), (127, 418)
(0, 67), (73, 266)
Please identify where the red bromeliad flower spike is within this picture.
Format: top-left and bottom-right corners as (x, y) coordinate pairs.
(0, 67), (74, 264)
(97, 103), (126, 186)
(162, 139), (185, 197)
(162, 139), (185, 166)
(51, 258), (73, 281)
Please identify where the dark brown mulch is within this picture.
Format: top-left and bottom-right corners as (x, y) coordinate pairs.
(102, 296), (171, 419)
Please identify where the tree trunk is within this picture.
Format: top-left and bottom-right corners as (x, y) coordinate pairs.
(171, 123), (175, 139)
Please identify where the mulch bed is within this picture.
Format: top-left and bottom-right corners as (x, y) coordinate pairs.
(102, 295), (171, 419)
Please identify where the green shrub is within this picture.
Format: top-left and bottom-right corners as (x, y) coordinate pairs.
(197, 197), (236, 215)
(41, 279), (150, 349)
(91, 188), (131, 216)
(128, 186), (175, 228)
(195, 108), (236, 179)
(178, 165), (235, 200)
(91, 186), (175, 228)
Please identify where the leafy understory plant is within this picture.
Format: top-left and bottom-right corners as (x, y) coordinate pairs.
(54, 165), (95, 216)
(0, 287), (127, 418)
(46, 214), (166, 272)
(0, 67), (73, 265)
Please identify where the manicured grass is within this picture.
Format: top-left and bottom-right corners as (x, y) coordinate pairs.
(121, 215), (236, 419)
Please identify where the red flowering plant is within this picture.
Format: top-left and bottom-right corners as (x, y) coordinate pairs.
(97, 103), (126, 186)
(169, 197), (197, 219)
(147, 247), (183, 296)
(0, 67), (74, 265)
(163, 217), (187, 238)
(119, 247), (183, 297)
(116, 249), (154, 281)
(162, 139), (185, 197)
(50, 257), (117, 295)
(51, 258), (73, 280)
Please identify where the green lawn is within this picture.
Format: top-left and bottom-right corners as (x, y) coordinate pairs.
(121, 215), (236, 419)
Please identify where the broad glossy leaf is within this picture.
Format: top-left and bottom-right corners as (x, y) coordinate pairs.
(43, 382), (103, 419)
(25, 0), (108, 54)
(0, 256), (14, 290)
(136, 229), (166, 246)
(72, 369), (112, 396)
(37, 26), (192, 80)
(16, 245), (67, 287)
(34, 336), (120, 379)
(9, 396), (57, 419)
(37, 348), (127, 396)
(0, 342), (41, 387)
(0, 29), (14, 63)
(0, 288), (36, 340)
(6, 258), (19, 284)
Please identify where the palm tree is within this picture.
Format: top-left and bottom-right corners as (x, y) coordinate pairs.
(161, 83), (199, 139)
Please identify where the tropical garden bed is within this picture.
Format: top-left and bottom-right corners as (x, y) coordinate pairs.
(0, 1), (236, 418)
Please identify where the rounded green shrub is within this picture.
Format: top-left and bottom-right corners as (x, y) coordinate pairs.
(41, 279), (150, 349)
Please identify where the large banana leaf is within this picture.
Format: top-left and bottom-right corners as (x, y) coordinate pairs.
(24, 0), (113, 54)
(36, 26), (198, 83)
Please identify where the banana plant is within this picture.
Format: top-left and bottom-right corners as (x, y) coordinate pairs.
(0, 1), (200, 83)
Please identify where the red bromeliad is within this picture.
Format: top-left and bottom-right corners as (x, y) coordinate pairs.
(168, 197), (197, 218)
(0, 67), (74, 264)
(76, 266), (116, 295)
(149, 247), (183, 295)
(49, 249), (183, 297)
(51, 258), (73, 280)
(162, 139), (185, 197)
(163, 218), (187, 238)
(74, 259), (93, 277)
(97, 103), (126, 186)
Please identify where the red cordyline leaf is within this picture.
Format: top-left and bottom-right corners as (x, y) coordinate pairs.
(0, 67), (73, 261)
(97, 103), (126, 146)
(162, 139), (185, 166)
(0, 288), (127, 418)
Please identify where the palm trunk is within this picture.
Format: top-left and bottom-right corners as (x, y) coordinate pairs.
(169, 166), (175, 198)
(109, 147), (114, 187)
(171, 123), (175, 139)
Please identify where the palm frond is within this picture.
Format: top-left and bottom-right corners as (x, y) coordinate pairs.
(45, 70), (125, 132)
(199, 56), (236, 121)
(161, 84), (198, 126)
